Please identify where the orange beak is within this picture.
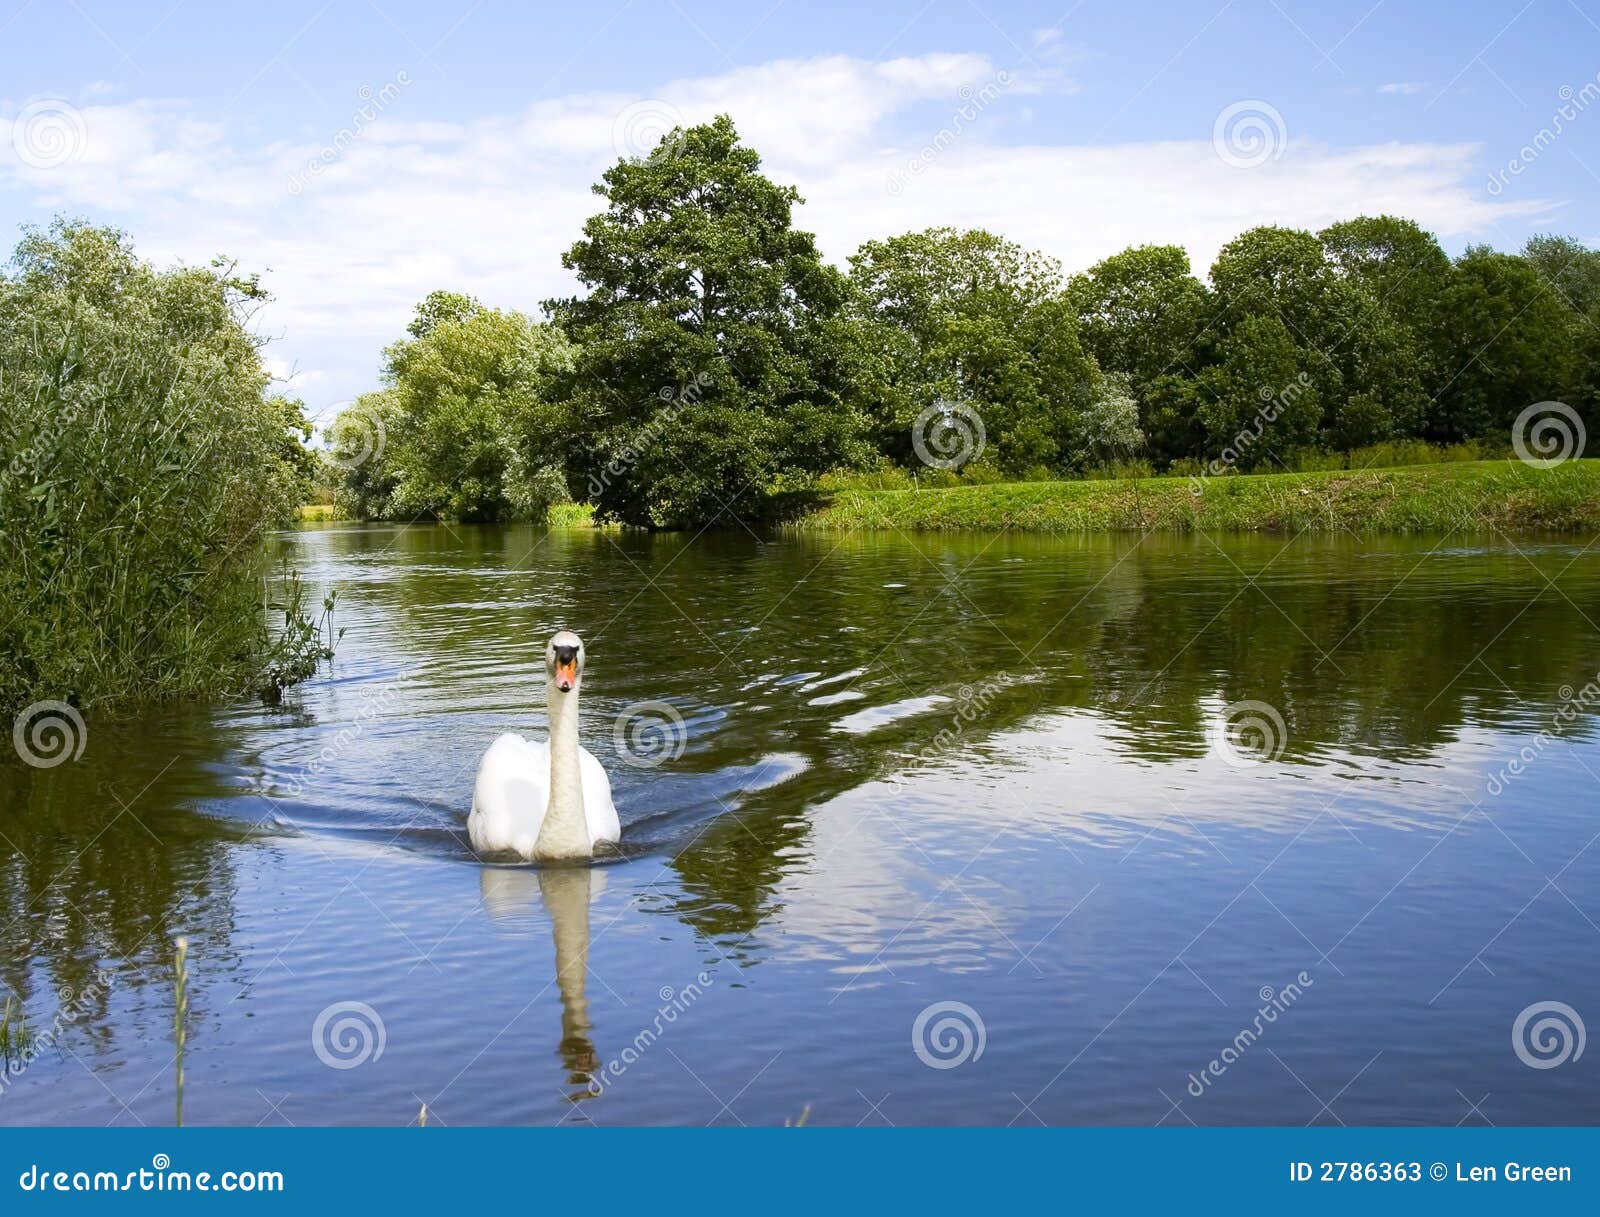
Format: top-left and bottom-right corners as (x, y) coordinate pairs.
(554, 659), (578, 692)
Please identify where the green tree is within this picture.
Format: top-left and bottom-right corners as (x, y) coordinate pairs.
(327, 390), (403, 519)
(1433, 247), (1579, 442)
(1066, 244), (1210, 462)
(406, 289), (483, 339)
(342, 296), (574, 522)
(1211, 226), (1332, 338)
(1319, 215), (1452, 380)
(1194, 314), (1321, 469)
(551, 115), (861, 528)
(1210, 224), (1427, 451)
(847, 227), (1102, 473)
(1522, 234), (1600, 420)
(1067, 245), (1210, 392)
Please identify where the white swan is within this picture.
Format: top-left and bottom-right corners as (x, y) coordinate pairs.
(468, 630), (621, 861)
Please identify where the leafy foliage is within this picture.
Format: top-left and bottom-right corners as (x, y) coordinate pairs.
(1432, 247), (1579, 442)
(550, 115), (862, 528)
(0, 221), (323, 713)
(848, 227), (1107, 474)
(328, 297), (574, 522)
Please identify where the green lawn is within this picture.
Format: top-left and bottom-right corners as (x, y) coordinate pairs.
(793, 460), (1600, 535)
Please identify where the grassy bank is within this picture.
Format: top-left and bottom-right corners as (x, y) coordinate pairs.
(793, 461), (1600, 535)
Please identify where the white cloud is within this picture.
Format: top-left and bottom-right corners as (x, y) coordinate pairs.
(0, 53), (1550, 413)
(1379, 82), (1425, 95)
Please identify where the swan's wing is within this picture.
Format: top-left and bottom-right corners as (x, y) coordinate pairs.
(469, 733), (550, 858)
(578, 745), (621, 846)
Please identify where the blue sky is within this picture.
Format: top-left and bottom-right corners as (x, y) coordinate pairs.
(2, 0), (1597, 417)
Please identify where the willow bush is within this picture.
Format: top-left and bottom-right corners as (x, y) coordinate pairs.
(0, 221), (321, 714)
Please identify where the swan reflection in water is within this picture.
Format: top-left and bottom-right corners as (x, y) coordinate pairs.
(479, 865), (605, 1103)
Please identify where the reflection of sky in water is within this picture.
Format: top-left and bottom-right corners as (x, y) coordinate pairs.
(2, 525), (1599, 1126)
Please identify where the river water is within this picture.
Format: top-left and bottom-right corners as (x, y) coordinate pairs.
(2, 524), (1597, 1125)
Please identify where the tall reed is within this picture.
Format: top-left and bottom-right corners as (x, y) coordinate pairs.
(0, 221), (322, 715)
(173, 936), (189, 1127)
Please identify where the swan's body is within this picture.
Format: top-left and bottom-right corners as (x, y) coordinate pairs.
(468, 631), (620, 862)
(469, 733), (619, 859)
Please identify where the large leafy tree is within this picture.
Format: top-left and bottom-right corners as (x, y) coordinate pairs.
(1319, 216), (1453, 377)
(1522, 234), (1600, 420)
(1194, 314), (1322, 468)
(551, 114), (861, 528)
(1208, 225), (1426, 452)
(1210, 226), (1333, 339)
(848, 227), (1109, 473)
(1432, 247), (1579, 442)
(327, 390), (403, 519)
(333, 295), (573, 522)
(1067, 244), (1210, 391)
(1066, 244), (1210, 458)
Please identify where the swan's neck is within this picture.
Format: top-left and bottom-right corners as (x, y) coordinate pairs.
(537, 680), (590, 859)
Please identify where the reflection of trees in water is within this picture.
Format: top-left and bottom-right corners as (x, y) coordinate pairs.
(655, 533), (1600, 941)
(5, 525), (1597, 1108)
(1083, 548), (1600, 761)
(0, 723), (243, 1063)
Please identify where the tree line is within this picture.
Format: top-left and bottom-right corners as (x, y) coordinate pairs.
(330, 115), (1599, 529)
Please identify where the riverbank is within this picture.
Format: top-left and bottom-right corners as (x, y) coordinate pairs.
(793, 461), (1600, 535)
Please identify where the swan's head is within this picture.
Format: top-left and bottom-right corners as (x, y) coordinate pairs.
(546, 630), (585, 693)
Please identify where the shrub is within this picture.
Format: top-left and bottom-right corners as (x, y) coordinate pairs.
(0, 221), (323, 713)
